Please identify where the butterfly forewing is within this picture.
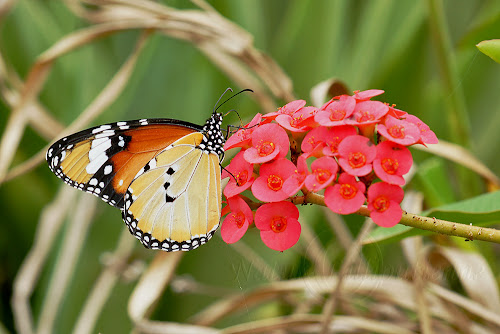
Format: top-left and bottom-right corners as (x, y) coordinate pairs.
(46, 119), (201, 209)
(123, 132), (222, 251)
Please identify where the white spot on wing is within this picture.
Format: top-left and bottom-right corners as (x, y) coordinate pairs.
(149, 158), (157, 169)
(89, 139), (111, 161)
(91, 137), (108, 148)
(86, 154), (108, 174)
(95, 130), (115, 139)
(104, 165), (113, 175)
(92, 125), (112, 133)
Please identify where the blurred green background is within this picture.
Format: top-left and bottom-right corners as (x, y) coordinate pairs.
(1, 0), (500, 333)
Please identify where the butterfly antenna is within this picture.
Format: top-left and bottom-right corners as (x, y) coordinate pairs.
(213, 87), (233, 114)
(214, 88), (254, 114)
(224, 109), (243, 124)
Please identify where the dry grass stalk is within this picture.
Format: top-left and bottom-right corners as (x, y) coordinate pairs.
(319, 221), (374, 334)
(37, 195), (97, 334)
(129, 252), (183, 322)
(0, 29), (150, 185)
(12, 187), (78, 334)
(73, 230), (137, 334)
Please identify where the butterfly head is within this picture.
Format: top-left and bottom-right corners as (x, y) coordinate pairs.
(200, 112), (225, 157)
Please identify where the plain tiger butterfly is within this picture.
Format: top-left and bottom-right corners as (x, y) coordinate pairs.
(46, 89), (248, 252)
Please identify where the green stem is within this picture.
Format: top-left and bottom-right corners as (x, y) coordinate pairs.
(291, 192), (500, 244)
(427, 0), (470, 145)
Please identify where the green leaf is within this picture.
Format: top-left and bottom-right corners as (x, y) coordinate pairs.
(414, 158), (456, 207)
(363, 224), (413, 244)
(477, 39), (500, 63)
(363, 191), (500, 244)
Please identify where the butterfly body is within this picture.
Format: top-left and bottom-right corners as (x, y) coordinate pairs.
(46, 114), (225, 251)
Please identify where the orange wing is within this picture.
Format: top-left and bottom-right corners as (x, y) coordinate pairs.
(46, 119), (202, 209)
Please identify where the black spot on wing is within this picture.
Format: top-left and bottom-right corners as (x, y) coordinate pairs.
(163, 181), (175, 203)
(165, 194), (175, 203)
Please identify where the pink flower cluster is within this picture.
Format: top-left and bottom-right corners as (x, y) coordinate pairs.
(221, 90), (438, 251)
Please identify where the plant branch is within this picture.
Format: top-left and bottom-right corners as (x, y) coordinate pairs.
(286, 192), (500, 244)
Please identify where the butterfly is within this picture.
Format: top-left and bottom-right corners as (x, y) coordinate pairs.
(46, 91), (241, 252)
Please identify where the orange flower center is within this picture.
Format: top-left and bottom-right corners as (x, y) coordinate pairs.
(381, 158), (398, 175)
(329, 109), (346, 121)
(388, 125), (405, 138)
(236, 170), (248, 186)
(356, 111), (375, 123)
(233, 212), (246, 228)
(257, 141), (275, 156)
(373, 196), (390, 212)
(327, 137), (341, 154)
(238, 129), (250, 140)
(278, 106), (294, 115)
(348, 152), (366, 168)
(294, 169), (306, 182)
(315, 169), (332, 183)
(340, 183), (357, 199)
(290, 116), (303, 128)
(271, 216), (287, 233)
(267, 174), (284, 191)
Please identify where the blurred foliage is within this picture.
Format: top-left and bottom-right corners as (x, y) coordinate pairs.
(1, 0), (500, 333)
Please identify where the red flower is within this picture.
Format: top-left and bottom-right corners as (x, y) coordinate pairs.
(255, 201), (301, 251)
(367, 182), (404, 227)
(322, 125), (358, 157)
(276, 106), (317, 133)
(346, 100), (389, 125)
(222, 150), (255, 198)
(377, 115), (420, 146)
(324, 173), (366, 214)
(251, 158), (296, 202)
(305, 156), (338, 192)
(353, 89), (385, 101)
(283, 155), (309, 196)
(338, 135), (376, 176)
(301, 125), (357, 158)
(301, 126), (329, 158)
(262, 100), (306, 122)
(221, 196), (253, 244)
(373, 141), (412, 185)
(224, 113), (262, 150)
(387, 105), (408, 118)
(314, 95), (356, 126)
(244, 123), (289, 164)
(403, 114), (438, 146)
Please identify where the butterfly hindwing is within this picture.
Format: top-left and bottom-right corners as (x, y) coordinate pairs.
(46, 119), (201, 209)
(123, 132), (222, 251)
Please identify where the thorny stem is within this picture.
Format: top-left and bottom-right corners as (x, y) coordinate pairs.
(301, 192), (500, 244)
(242, 192), (500, 244)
